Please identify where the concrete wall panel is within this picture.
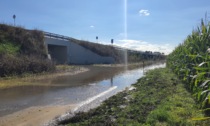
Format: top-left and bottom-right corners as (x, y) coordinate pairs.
(44, 37), (114, 64)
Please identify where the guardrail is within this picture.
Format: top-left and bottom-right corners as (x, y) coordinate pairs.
(44, 31), (73, 41)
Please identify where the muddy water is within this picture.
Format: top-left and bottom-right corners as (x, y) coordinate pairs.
(0, 63), (165, 117)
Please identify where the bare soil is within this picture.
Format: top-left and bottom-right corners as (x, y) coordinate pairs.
(0, 105), (76, 126)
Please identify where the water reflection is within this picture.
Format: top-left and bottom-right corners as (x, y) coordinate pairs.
(110, 77), (113, 87)
(0, 63), (165, 117)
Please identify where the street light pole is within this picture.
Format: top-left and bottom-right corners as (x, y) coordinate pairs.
(13, 14), (16, 26)
(111, 39), (114, 45)
(96, 36), (98, 43)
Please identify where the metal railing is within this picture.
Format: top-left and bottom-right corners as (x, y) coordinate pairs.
(43, 31), (73, 41)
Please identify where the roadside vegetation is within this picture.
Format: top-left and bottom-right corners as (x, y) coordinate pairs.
(167, 17), (210, 117)
(59, 68), (209, 126)
(0, 24), (55, 77)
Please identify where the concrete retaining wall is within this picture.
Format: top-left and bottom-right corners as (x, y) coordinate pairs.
(45, 37), (115, 64)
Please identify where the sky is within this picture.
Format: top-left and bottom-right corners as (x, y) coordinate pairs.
(1, 0), (210, 54)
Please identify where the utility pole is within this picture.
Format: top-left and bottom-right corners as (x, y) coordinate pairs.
(13, 14), (16, 26)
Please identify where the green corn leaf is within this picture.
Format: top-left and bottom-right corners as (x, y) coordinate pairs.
(195, 79), (198, 87)
(179, 68), (185, 72)
(202, 92), (210, 108)
(189, 75), (194, 78)
(201, 89), (210, 95)
(208, 93), (210, 104)
(197, 91), (202, 101)
(194, 67), (209, 71)
(192, 75), (197, 80)
(197, 72), (207, 78)
(188, 54), (198, 59)
(198, 62), (207, 67)
(205, 93), (210, 101)
(199, 108), (210, 112)
(200, 80), (210, 87)
(191, 117), (210, 121)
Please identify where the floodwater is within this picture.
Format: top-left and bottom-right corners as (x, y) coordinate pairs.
(0, 63), (165, 117)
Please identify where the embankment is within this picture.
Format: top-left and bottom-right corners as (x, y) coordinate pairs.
(0, 24), (55, 77)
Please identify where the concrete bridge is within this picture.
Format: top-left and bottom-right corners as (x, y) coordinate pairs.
(44, 32), (165, 64)
(44, 32), (115, 64)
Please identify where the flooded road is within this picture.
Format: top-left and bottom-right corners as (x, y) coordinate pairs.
(0, 63), (165, 121)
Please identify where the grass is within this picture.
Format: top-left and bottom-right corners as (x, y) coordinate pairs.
(0, 42), (20, 55)
(145, 81), (209, 126)
(58, 68), (210, 126)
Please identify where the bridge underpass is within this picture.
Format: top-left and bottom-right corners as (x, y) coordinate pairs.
(47, 44), (68, 64)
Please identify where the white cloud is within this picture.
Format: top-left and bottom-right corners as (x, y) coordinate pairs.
(90, 25), (95, 28)
(115, 39), (174, 55)
(139, 9), (150, 16)
(116, 33), (125, 38)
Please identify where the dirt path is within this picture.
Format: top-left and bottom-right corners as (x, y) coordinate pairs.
(0, 105), (76, 126)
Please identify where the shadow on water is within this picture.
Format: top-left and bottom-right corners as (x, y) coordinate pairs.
(0, 62), (165, 117)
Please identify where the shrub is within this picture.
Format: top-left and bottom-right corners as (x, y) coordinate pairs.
(0, 54), (55, 77)
(0, 24), (55, 77)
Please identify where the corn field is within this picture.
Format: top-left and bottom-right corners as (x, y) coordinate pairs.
(167, 18), (210, 116)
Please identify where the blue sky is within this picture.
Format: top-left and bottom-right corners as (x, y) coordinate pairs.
(1, 0), (210, 54)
